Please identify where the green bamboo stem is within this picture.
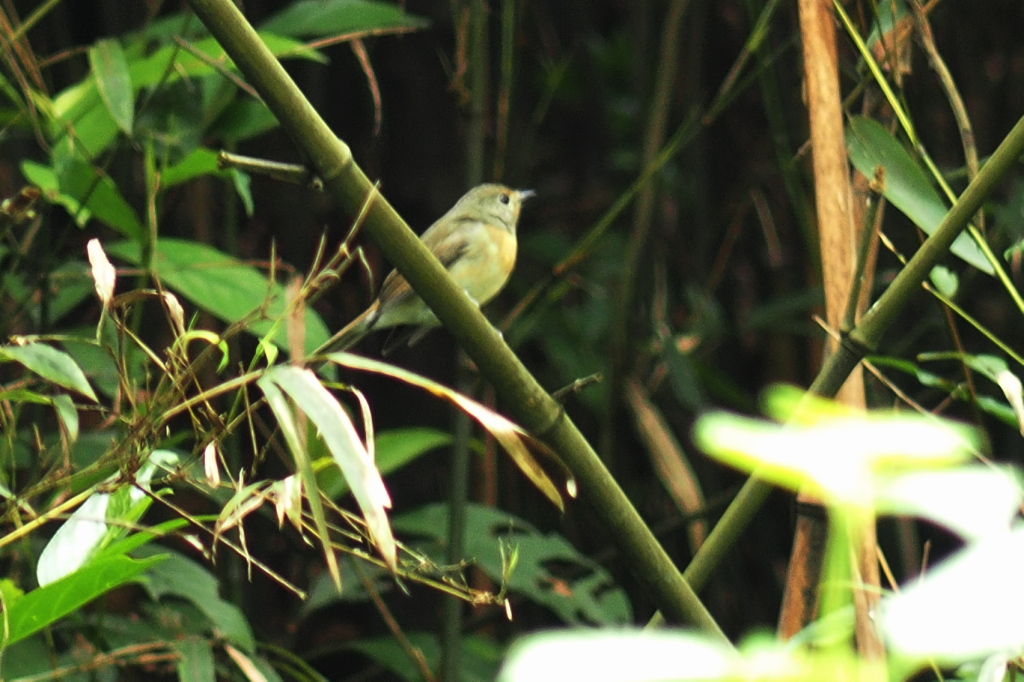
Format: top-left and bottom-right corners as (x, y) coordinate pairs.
(681, 112), (1024, 594)
(186, 0), (726, 637)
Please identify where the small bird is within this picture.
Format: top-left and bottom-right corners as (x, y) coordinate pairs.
(316, 183), (534, 354)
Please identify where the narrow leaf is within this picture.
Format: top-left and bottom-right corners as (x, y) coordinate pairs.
(58, 160), (145, 240)
(261, 0), (429, 37)
(88, 38), (134, 134)
(258, 374), (342, 587)
(5, 555), (165, 647)
(326, 352), (569, 510)
(0, 342), (97, 401)
(263, 365), (396, 569)
(846, 115), (993, 274)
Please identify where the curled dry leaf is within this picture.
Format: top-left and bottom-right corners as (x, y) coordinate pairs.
(162, 291), (187, 338)
(204, 442), (221, 488)
(267, 475), (304, 534)
(86, 239), (116, 307)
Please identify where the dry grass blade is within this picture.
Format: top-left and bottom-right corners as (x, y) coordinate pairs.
(625, 378), (707, 552)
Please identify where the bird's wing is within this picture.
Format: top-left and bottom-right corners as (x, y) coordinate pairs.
(377, 217), (475, 306)
(420, 214), (477, 263)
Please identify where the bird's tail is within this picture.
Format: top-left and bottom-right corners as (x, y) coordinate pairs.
(313, 305), (380, 356)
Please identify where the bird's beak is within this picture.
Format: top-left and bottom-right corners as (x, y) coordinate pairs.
(518, 189), (536, 201)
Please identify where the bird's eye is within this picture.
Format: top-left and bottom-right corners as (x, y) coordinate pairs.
(499, 193), (511, 205)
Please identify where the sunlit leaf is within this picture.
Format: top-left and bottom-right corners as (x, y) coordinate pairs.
(929, 264), (958, 297)
(875, 466), (1022, 542)
(498, 630), (735, 682)
(694, 386), (976, 505)
(36, 450), (178, 585)
(881, 525), (1024, 662)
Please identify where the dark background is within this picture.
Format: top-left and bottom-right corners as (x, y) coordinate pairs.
(6, 0), (1024, 674)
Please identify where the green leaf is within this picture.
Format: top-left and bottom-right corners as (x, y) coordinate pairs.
(42, 260), (97, 325)
(45, 78), (119, 161)
(867, 355), (950, 390)
(230, 167), (254, 216)
(261, 0), (429, 38)
(96, 516), (194, 560)
(0, 342), (97, 401)
(161, 147), (223, 188)
(44, 33), (317, 162)
(23, 159), (144, 240)
(929, 264), (959, 297)
(920, 352), (1024, 433)
(172, 635), (216, 682)
(88, 39), (134, 135)
(160, 148), (253, 214)
(207, 97), (279, 143)
(20, 161), (88, 225)
(50, 394), (79, 443)
(36, 451), (176, 586)
(393, 503), (632, 625)
(4, 554), (165, 647)
(663, 342), (705, 410)
(0, 390), (79, 444)
(129, 35), (324, 90)
(139, 547), (256, 653)
(58, 160), (145, 239)
(58, 334), (126, 400)
(0, 626), (50, 680)
(105, 238), (330, 352)
(347, 633), (501, 682)
(845, 115), (993, 274)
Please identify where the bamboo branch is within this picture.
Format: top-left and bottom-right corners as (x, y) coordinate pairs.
(186, 0), (726, 636)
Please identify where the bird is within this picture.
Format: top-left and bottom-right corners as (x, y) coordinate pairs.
(315, 183), (534, 354)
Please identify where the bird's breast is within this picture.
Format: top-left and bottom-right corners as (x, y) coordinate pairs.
(449, 224), (517, 305)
